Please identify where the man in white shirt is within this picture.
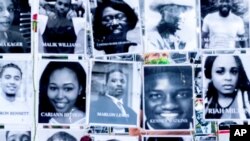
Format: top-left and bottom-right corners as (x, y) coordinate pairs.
(202, 0), (246, 49)
(0, 63), (30, 124)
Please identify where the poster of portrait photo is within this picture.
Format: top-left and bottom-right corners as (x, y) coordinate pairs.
(143, 135), (193, 141)
(200, 0), (249, 49)
(143, 65), (194, 130)
(90, 135), (138, 141)
(144, 0), (197, 52)
(203, 54), (250, 120)
(90, 0), (143, 56)
(0, 0), (31, 53)
(87, 60), (141, 127)
(38, 0), (87, 54)
(0, 129), (32, 141)
(0, 60), (33, 124)
(37, 59), (88, 125)
(35, 128), (88, 141)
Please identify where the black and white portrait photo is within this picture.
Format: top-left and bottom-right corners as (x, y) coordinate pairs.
(200, 0), (249, 49)
(0, 130), (31, 141)
(195, 67), (203, 98)
(38, 60), (88, 124)
(143, 136), (193, 141)
(145, 0), (197, 52)
(203, 55), (250, 120)
(0, 0), (31, 53)
(0, 60), (33, 124)
(91, 0), (143, 56)
(38, 0), (87, 54)
(143, 65), (193, 130)
(88, 61), (141, 127)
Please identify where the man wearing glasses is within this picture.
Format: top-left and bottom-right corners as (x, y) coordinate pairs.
(92, 0), (139, 54)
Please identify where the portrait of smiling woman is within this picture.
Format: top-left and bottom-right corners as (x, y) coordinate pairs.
(204, 55), (250, 119)
(144, 65), (193, 130)
(38, 61), (87, 124)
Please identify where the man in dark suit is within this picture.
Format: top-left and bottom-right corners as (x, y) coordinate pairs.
(89, 68), (137, 125)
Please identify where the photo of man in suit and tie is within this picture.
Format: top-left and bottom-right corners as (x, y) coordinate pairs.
(88, 61), (139, 126)
(195, 99), (216, 135)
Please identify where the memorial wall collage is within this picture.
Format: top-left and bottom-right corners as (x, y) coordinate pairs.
(0, 0), (249, 140)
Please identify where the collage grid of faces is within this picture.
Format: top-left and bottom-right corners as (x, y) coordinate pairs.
(1, 0), (250, 141)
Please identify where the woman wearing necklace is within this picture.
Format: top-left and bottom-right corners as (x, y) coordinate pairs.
(204, 55), (250, 119)
(39, 61), (86, 124)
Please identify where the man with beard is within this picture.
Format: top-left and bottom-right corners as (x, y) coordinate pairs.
(147, 0), (194, 51)
(89, 68), (137, 126)
(92, 0), (139, 54)
(202, 0), (246, 49)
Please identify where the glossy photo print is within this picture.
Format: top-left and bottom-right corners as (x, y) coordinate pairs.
(145, 0), (197, 52)
(200, 0), (249, 49)
(203, 54), (250, 120)
(0, 0), (31, 53)
(91, 0), (143, 56)
(0, 60), (33, 124)
(143, 65), (193, 130)
(37, 60), (88, 124)
(38, 0), (87, 54)
(87, 60), (141, 127)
